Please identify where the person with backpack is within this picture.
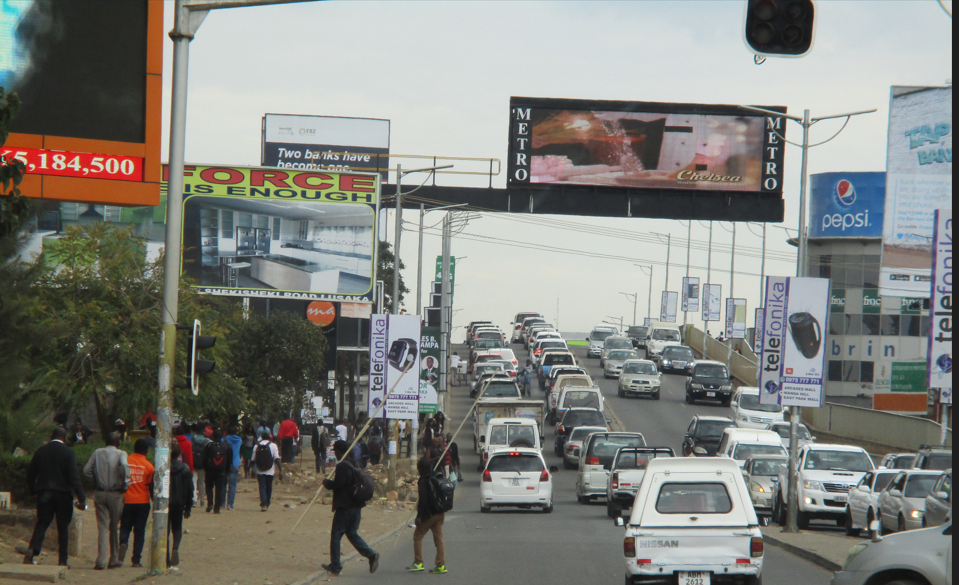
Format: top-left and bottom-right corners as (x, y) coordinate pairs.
(190, 424), (211, 510)
(253, 431), (281, 511)
(167, 440), (193, 568)
(405, 457), (448, 574)
(202, 429), (232, 514)
(223, 427), (243, 510)
(320, 441), (379, 577)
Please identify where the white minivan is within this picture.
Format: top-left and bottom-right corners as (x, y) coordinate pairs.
(645, 323), (682, 358)
(729, 386), (786, 430)
(717, 428), (787, 467)
(480, 418), (542, 470)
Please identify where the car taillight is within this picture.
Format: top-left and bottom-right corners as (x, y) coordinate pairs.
(535, 349), (541, 356)
(612, 472), (619, 490)
(751, 537), (764, 558)
(484, 452), (489, 462)
(482, 470), (492, 483)
(737, 559), (750, 565)
(588, 457), (601, 466)
(623, 538), (635, 558)
(567, 444), (576, 452)
(540, 470), (549, 482)
(557, 425), (565, 434)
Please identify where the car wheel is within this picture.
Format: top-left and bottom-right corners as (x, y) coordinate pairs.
(606, 500), (615, 518)
(543, 503), (553, 514)
(563, 459), (575, 470)
(480, 504), (489, 514)
(797, 510), (810, 530)
(618, 389), (624, 398)
(774, 493), (786, 526)
(844, 508), (861, 537)
(898, 515), (906, 533)
(578, 494), (589, 505)
(883, 581), (923, 585)
(922, 517), (928, 528)
(652, 391), (660, 401)
(721, 396), (732, 407)
(743, 575), (763, 585)
(685, 391), (693, 405)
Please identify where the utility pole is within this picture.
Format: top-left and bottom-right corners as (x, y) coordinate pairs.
(415, 203), (424, 316)
(704, 221), (713, 359)
(620, 292), (638, 326)
(684, 221), (691, 330)
(635, 265), (653, 323)
(392, 164), (402, 315)
(439, 213), (452, 416)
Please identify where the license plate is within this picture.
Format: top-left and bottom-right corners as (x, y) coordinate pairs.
(833, 495), (847, 503)
(707, 392), (716, 397)
(679, 572), (710, 585)
(510, 478), (522, 487)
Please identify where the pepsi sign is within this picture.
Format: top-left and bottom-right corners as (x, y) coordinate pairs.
(809, 172), (885, 238)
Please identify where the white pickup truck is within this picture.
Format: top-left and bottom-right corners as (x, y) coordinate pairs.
(772, 443), (875, 529)
(605, 446), (675, 519)
(618, 457), (764, 585)
(473, 398), (545, 455)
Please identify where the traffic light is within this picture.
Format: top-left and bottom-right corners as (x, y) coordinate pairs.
(744, 0), (816, 57)
(185, 319), (216, 395)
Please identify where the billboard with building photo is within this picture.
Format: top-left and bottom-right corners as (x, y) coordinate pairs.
(702, 284), (722, 321)
(262, 114), (390, 181)
(368, 314), (421, 420)
(880, 86), (952, 298)
(175, 165), (378, 302)
(759, 277), (831, 407)
(3, 0), (163, 206)
(682, 277), (701, 313)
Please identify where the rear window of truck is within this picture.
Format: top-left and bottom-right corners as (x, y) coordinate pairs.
(656, 483), (733, 514)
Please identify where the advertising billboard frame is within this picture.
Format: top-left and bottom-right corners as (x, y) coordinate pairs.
(725, 298), (748, 339)
(927, 209), (952, 402)
(368, 314), (422, 420)
(682, 277), (701, 313)
(809, 172), (885, 239)
(660, 291), (679, 323)
(702, 284), (722, 322)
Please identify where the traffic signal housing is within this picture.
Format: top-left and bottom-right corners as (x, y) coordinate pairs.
(744, 0), (816, 58)
(185, 319), (216, 395)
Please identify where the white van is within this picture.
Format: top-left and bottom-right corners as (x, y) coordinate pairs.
(644, 323), (682, 358)
(587, 326), (619, 358)
(729, 386), (786, 430)
(717, 428), (787, 467)
(557, 386), (605, 422)
(480, 417), (542, 469)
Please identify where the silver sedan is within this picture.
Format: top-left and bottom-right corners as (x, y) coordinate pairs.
(603, 349), (639, 379)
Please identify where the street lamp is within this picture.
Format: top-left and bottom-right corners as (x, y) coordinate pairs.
(620, 292), (638, 326)
(635, 264), (654, 323)
(604, 316), (625, 331)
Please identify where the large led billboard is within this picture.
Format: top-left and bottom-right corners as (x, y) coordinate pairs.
(2, 0), (163, 206)
(175, 165), (379, 302)
(507, 97), (786, 220)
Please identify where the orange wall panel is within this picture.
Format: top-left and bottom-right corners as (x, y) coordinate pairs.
(873, 393), (928, 413)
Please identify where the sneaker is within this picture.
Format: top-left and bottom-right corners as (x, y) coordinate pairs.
(369, 552), (380, 574)
(405, 562), (425, 572)
(430, 566), (448, 574)
(206, 506), (213, 513)
(108, 562), (123, 569)
(22, 550), (35, 565)
(118, 543), (127, 563)
(321, 563), (341, 576)
(260, 506), (267, 512)
(170, 550), (179, 567)
(131, 562), (143, 568)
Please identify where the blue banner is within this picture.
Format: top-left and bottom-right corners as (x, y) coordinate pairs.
(809, 172), (885, 238)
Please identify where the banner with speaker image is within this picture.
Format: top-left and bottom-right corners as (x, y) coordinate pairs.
(702, 284), (722, 321)
(368, 314), (422, 419)
(758, 277), (831, 407)
(682, 277), (700, 313)
(660, 291), (678, 323)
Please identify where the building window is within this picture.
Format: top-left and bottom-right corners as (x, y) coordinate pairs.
(862, 315), (881, 336)
(831, 264), (847, 288)
(830, 316), (844, 336)
(272, 217), (281, 240)
(860, 361), (874, 383)
(845, 262), (864, 289)
(881, 315), (900, 336)
(843, 361), (860, 382)
(863, 256), (881, 289)
(828, 360), (843, 382)
(901, 315), (922, 337)
(920, 316), (931, 337)
(846, 314), (862, 336)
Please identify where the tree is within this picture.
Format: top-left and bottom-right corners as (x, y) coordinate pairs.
(0, 87), (29, 240)
(377, 240), (408, 314)
(230, 311), (328, 422)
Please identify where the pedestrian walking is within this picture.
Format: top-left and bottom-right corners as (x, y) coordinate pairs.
(167, 441), (194, 568)
(278, 416), (300, 464)
(223, 427), (243, 510)
(320, 441), (379, 577)
(253, 431), (281, 511)
(256, 419), (273, 441)
(118, 439), (153, 568)
(445, 433), (460, 480)
(241, 425), (256, 478)
(190, 424), (211, 509)
(334, 419), (349, 442)
(174, 424), (193, 473)
(405, 457), (447, 574)
(522, 359), (533, 396)
(312, 424), (330, 473)
(68, 419), (92, 446)
(433, 411), (446, 435)
(367, 426), (383, 466)
(23, 427), (86, 567)
(82, 432), (130, 570)
(202, 429), (232, 513)
(422, 420), (434, 456)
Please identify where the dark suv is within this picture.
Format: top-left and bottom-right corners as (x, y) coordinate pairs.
(554, 408), (609, 457)
(913, 445), (953, 470)
(685, 360), (734, 405)
(682, 415), (737, 456)
(626, 326), (649, 349)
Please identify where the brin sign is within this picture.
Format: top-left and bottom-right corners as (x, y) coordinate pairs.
(758, 276), (831, 408)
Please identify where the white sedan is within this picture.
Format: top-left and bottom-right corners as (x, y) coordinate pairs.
(480, 449), (556, 513)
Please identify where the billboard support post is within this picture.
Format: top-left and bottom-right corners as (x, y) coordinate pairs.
(416, 204), (425, 316)
(392, 165), (402, 315)
(683, 221), (691, 330)
(636, 265), (653, 322)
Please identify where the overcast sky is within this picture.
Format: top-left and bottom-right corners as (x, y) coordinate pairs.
(161, 1), (953, 336)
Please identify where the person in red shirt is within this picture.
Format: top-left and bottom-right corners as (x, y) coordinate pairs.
(277, 418), (300, 464)
(118, 440), (154, 567)
(174, 425), (193, 472)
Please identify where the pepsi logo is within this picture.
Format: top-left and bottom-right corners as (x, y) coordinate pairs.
(835, 180), (856, 207)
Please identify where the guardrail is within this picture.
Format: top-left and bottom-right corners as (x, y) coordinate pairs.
(802, 402), (952, 450)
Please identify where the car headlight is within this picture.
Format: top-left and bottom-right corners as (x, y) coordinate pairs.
(843, 544), (869, 571)
(721, 385), (733, 391)
(750, 482), (765, 493)
(690, 383), (702, 389)
(910, 510), (924, 519)
(662, 360), (671, 366)
(803, 480), (822, 490)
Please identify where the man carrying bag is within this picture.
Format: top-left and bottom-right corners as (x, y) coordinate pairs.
(320, 441), (379, 577)
(406, 457), (449, 574)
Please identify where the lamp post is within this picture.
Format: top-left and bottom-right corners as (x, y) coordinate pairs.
(635, 264), (654, 323)
(414, 203), (465, 317)
(620, 292), (638, 326)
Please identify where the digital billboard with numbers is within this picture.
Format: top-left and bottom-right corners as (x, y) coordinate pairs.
(507, 97), (787, 221)
(1, 0), (163, 206)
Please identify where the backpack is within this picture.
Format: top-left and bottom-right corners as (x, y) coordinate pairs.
(254, 442), (275, 472)
(427, 472), (455, 515)
(368, 436), (382, 456)
(351, 464), (375, 506)
(206, 441), (230, 472)
(192, 437), (209, 469)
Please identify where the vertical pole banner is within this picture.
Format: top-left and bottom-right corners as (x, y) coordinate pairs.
(682, 277), (701, 313)
(725, 298), (748, 339)
(419, 326), (441, 414)
(702, 285), (722, 321)
(759, 277), (831, 407)
(928, 209), (953, 403)
(661, 291), (678, 323)
(754, 308), (765, 350)
(368, 314), (422, 418)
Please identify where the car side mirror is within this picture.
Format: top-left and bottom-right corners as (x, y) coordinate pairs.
(693, 447), (708, 456)
(615, 517), (625, 528)
(936, 491), (949, 501)
(573, 448), (581, 457)
(861, 486), (871, 493)
(869, 520), (883, 542)
(810, 437), (817, 442)
(606, 418), (613, 425)
(889, 489), (902, 498)
(549, 466), (559, 473)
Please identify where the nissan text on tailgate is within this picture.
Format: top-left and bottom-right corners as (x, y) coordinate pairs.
(618, 457), (764, 585)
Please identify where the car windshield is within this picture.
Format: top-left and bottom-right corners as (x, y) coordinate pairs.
(552, 368), (585, 379)
(751, 459), (785, 476)
(663, 347), (695, 360)
(476, 365), (504, 376)
(623, 362), (657, 375)
(904, 475), (940, 498)
(562, 390), (602, 409)
(695, 364), (729, 379)
(487, 453), (544, 473)
(609, 350), (638, 361)
(770, 425), (811, 440)
(696, 420), (737, 438)
(627, 327), (648, 337)
(490, 360), (514, 370)
(544, 354), (574, 366)
(656, 483), (732, 514)
(922, 453), (953, 470)
(804, 450), (873, 472)
(733, 444), (787, 460)
(739, 393), (784, 413)
(569, 427), (605, 441)
(890, 455), (916, 469)
(586, 435), (647, 459)
(523, 319), (545, 328)
(563, 410), (606, 428)
(590, 330), (614, 341)
(873, 473), (897, 492)
(477, 331), (500, 338)
(606, 338), (633, 350)
(482, 382), (521, 398)
(652, 330), (681, 341)
(540, 341), (566, 350)
(615, 450), (671, 469)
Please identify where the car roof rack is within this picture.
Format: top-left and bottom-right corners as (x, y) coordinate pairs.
(917, 444), (952, 452)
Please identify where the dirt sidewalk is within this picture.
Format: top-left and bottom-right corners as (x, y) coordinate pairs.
(0, 467), (414, 585)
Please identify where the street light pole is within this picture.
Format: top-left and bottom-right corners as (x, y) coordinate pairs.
(416, 203), (424, 316)
(392, 164), (402, 315)
(620, 292), (638, 326)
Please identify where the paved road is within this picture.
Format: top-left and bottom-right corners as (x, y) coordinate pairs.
(338, 343), (836, 584)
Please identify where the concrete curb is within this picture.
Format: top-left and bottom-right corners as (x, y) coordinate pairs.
(762, 532), (843, 573)
(290, 512), (412, 585)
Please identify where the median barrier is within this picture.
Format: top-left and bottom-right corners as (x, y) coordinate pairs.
(802, 402), (952, 451)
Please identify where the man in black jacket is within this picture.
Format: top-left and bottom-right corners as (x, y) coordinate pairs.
(24, 427), (86, 567)
(320, 441), (379, 577)
(405, 458), (447, 574)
